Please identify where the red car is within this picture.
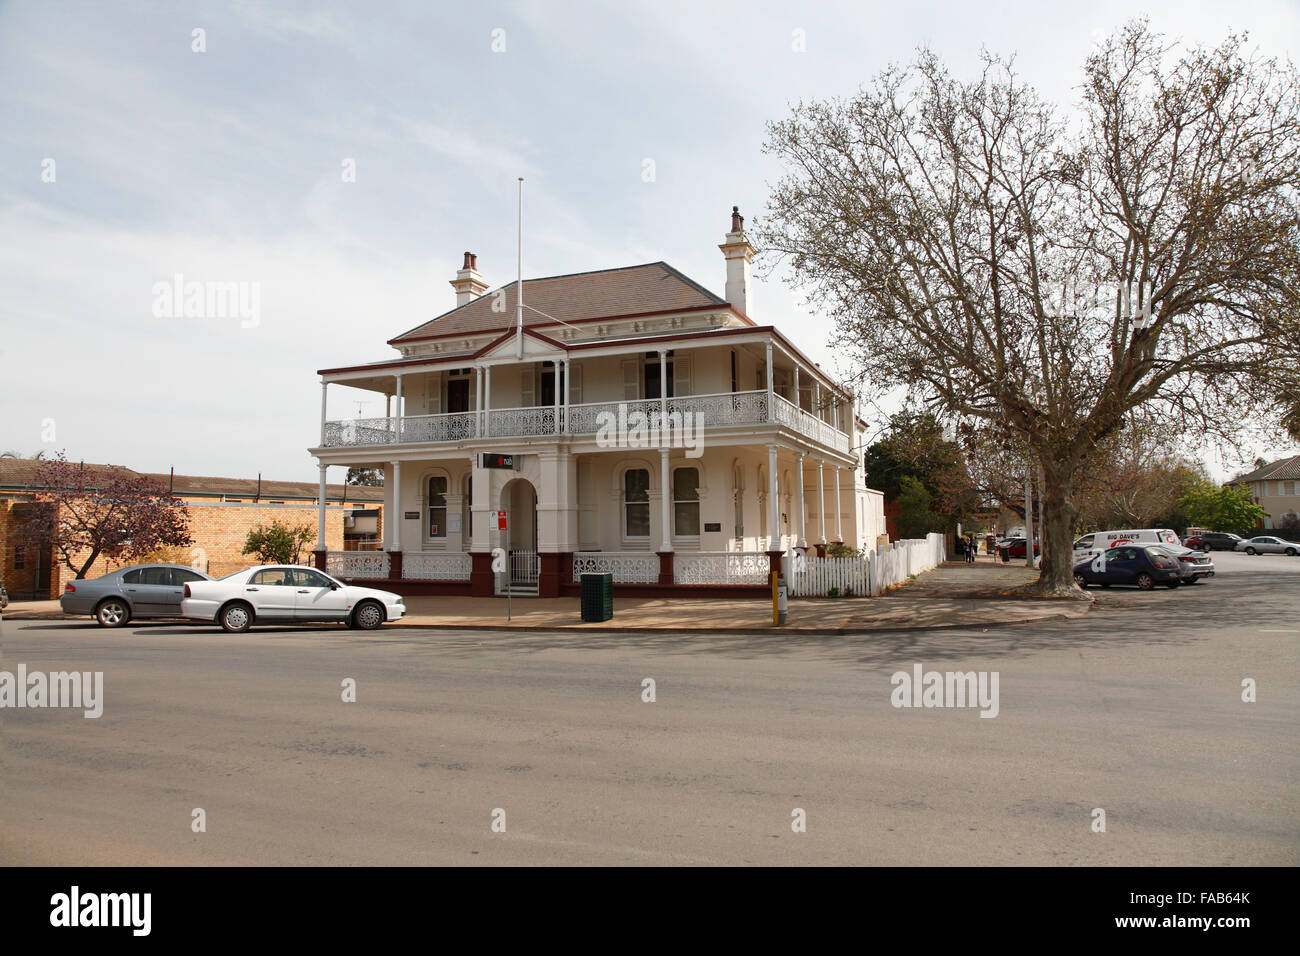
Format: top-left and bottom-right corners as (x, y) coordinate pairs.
(998, 537), (1040, 561)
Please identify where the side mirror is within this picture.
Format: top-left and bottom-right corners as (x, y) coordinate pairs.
(329, 583), (340, 590)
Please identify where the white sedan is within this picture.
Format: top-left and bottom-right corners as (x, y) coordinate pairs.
(181, 564), (405, 632)
(1233, 536), (1299, 556)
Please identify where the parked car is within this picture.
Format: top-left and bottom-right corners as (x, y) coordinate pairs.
(1072, 528), (1183, 565)
(1234, 536), (1299, 556)
(1146, 544), (1216, 583)
(180, 564), (405, 632)
(1073, 546), (1182, 590)
(1183, 532), (1242, 551)
(0, 577), (8, 615)
(998, 537), (1040, 561)
(60, 563), (215, 627)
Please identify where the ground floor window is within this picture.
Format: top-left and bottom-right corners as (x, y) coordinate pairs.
(428, 476), (447, 537)
(673, 467), (700, 537)
(624, 468), (649, 539)
(462, 475), (472, 541)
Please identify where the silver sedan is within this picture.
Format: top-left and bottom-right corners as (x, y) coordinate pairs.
(1234, 536), (1300, 556)
(60, 563), (215, 627)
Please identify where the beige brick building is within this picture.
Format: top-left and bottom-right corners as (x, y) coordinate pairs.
(1228, 454), (1300, 532)
(0, 459), (383, 599)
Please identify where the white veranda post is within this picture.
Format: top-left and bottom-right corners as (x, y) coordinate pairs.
(767, 445), (779, 551)
(316, 463), (327, 551)
(816, 461), (826, 545)
(834, 466), (843, 543)
(392, 460), (403, 553)
(660, 449), (671, 552)
(796, 452), (807, 549)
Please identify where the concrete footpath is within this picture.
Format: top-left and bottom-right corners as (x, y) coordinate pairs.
(3, 556), (1090, 633)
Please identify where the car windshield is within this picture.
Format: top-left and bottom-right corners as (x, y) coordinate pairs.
(218, 569), (248, 581)
(1144, 547), (1169, 559)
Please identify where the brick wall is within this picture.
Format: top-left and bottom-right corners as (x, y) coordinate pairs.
(3, 495), (381, 599)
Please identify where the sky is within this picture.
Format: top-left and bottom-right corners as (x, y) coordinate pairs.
(1, 0), (1297, 483)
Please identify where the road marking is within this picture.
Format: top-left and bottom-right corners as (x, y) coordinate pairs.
(1259, 629), (1298, 634)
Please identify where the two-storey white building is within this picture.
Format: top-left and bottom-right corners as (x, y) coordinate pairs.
(308, 207), (886, 596)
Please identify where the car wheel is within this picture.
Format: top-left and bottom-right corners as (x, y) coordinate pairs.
(1286, 548), (1297, 557)
(1183, 577), (1200, 585)
(1073, 573), (1088, 588)
(1136, 573), (1155, 590)
(95, 598), (130, 628)
(219, 602), (253, 633)
(352, 600), (385, 630)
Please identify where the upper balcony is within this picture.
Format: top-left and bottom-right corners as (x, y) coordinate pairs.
(321, 389), (852, 455)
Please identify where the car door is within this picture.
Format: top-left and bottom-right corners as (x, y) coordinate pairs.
(1105, 547), (1139, 584)
(244, 568), (297, 619)
(291, 568), (350, 621)
(122, 566), (175, 617)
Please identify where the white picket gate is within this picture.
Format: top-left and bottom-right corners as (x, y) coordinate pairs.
(788, 533), (947, 598)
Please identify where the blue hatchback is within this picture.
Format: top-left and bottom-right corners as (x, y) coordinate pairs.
(1074, 546), (1182, 590)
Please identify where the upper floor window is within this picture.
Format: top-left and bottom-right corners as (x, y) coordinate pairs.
(446, 372), (470, 413)
(644, 352), (674, 399)
(428, 476), (448, 537)
(540, 361), (566, 406)
(673, 467), (700, 537)
(624, 469), (650, 538)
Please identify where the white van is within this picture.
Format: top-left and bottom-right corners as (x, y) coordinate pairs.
(1073, 529), (1182, 560)
(1072, 529), (1214, 582)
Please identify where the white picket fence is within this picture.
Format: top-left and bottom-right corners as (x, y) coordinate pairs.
(788, 533), (946, 598)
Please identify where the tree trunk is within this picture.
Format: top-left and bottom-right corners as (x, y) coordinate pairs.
(1028, 457), (1085, 597)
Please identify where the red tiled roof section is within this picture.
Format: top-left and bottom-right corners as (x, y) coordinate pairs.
(390, 261), (728, 344)
(1230, 454), (1300, 484)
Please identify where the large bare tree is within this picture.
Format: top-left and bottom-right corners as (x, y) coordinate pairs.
(760, 21), (1300, 594)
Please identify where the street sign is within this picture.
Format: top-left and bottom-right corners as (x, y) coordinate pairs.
(479, 453), (517, 470)
(497, 511), (508, 530)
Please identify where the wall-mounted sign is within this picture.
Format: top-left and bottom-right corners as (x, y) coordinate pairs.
(479, 453), (517, 470)
(497, 511), (508, 530)
(703, 522), (722, 533)
(404, 512), (419, 520)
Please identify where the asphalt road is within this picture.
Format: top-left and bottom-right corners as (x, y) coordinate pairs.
(2, 551), (1296, 865)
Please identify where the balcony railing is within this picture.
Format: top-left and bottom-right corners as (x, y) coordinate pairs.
(321, 390), (850, 454)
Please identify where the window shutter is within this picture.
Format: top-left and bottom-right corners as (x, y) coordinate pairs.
(570, 364), (583, 403)
(622, 358), (640, 400)
(520, 365), (534, 407)
(428, 374), (440, 414)
(756, 364), (766, 392)
(673, 354), (692, 397)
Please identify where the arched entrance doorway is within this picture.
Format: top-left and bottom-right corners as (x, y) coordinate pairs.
(498, 477), (538, 592)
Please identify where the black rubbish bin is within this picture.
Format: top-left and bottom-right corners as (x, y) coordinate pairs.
(580, 573), (614, 622)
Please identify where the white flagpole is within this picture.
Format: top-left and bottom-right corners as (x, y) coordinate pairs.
(516, 177), (524, 359)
